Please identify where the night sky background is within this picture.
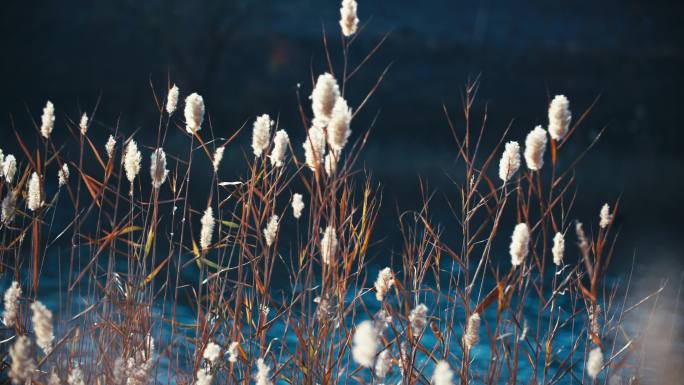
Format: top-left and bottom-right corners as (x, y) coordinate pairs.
(1, 1), (682, 283)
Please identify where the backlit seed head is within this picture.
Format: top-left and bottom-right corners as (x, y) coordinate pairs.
(184, 92), (205, 133)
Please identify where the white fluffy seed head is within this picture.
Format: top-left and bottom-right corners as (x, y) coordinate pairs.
(576, 221), (590, 258)
(432, 360), (454, 385)
(264, 215), (279, 247)
(166, 84), (179, 115)
(499, 141), (521, 182)
(79, 113), (89, 135)
(3, 154), (17, 184)
(27, 172), (42, 211)
(255, 358), (273, 385)
(184, 93), (205, 133)
(599, 203), (612, 229)
(252, 114), (272, 158)
(0, 149), (3, 177)
(200, 207), (215, 250)
(291, 193), (304, 219)
(30, 301), (54, 355)
(228, 341), (239, 363)
(327, 97), (352, 153)
(2, 191), (18, 224)
(463, 312), (481, 349)
(9, 335), (36, 383)
(374, 267), (394, 302)
(105, 135), (116, 159)
(67, 364), (85, 385)
(3, 281), (22, 327)
(196, 368), (213, 385)
(320, 226), (338, 265)
(352, 320), (379, 367)
(339, 0), (359, 37)
(40, 101), (55, 139)
(510, 223), (530, 267)
(311, 73), (340, 123)
(124, 140), (142, 185)
(548, 95), (572, 141)
(303, 123), (326, 171)
(150, 148), (169, 189)
(270, 129), (290, 167)
(58, 163), (70, 187)
(324, 153), (337, 177)
(213, 146), (225, 172)
(409, 303), (429, 335)
(202, 341), (221, 364)
(375, 349), (391, 379)
(552, 232), (565, 266)
(47, 370), (61, 385)
(524, 125), (548, 171)
(586, 348), (603, 379)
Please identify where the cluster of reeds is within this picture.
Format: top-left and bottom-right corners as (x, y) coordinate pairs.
(0, 1), (665, 384)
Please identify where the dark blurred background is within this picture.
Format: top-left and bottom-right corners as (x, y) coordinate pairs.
(0, 0), (682, 280)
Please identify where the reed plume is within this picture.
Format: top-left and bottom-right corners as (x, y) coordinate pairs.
(166, 84), (179, 115)
(184, 93), (205, 133)
(351, 320), (379, 367)
(311, 73), (340, 123)
(339, 0), (359, 37)
(374, 267), (394, 301)
(252, 114), (272, 158)
(255, 358), (273, 385)
(30, 301), (54, 355)
(599, 203), (612, 229)
(324, 153), (337, 176)
(200, 206), (215, 250)
(3, 154), (17, 183)
(67, 364), (85, 385)
(1, 190), (18, 224)
(213, 146), (225, 172)
(9, 335), (36, 384)
(105, 135), (116, 159)
(409, 303), (429, 335)
(124, 139), (142, 185)
(291, 193), (304, 219)
(2, 154), (17, 184)
(150, 148), (169, 189)
(196, 368), (213, 385)
(58, 163), (69, 187)
(327, 97), (352, 153)
(79, 113), (88, 135)
(270, 129), (290, 167)
(524, 125), (548, 171)
(498, 141), (521, 182)
(432, 360), (454, 385)
(463, 312), (481, 349)
(509, 223), (530, 267)
(375, 349), (391, 380)
(303, 122), (326, 171)
(27, 172), (42, 211)
(2, 281), (21, 327)
(552, 231), (565, 266)
(40, 100), (55, 139)
(264, 214), (279, 247)
(203, 341), (221, 364)
(47, 370), (61, 385)
(548, 95), (572, 140)
(320, 226), (338, 265)
(228, 341), (239, 363)
(586, 348), (603, 380)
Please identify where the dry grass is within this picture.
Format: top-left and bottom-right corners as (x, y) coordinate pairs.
(0, 4), (676, 385)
